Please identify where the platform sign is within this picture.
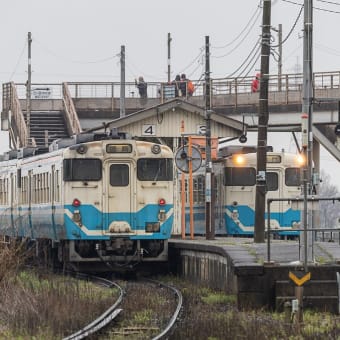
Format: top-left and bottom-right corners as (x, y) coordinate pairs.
(142, 124), (156, 136)
(289, 271), (311, 286)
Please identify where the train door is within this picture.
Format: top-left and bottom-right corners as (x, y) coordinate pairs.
(50, 165), (57, 240)
(10, 172), (16, 234)
(105, 161), (134, 233)
(266, 168), (283, 228)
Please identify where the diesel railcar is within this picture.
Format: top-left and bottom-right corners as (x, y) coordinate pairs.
(179, 147), (303, 237)
(0, 131), (174, 271)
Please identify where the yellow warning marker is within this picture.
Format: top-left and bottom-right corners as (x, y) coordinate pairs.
(289, 271), (311, 286)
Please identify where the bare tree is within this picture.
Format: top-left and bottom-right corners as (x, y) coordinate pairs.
(319, 170), (340, 228)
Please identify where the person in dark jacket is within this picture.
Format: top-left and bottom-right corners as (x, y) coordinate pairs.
(179, 73), (188, 97)
(135, 76), (147, 98)
(172, 74), (181, 97)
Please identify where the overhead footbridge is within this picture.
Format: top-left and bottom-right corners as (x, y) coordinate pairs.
(1, 71), (340, 163)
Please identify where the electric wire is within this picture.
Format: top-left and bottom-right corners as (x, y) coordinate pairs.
(282, 0), (340, 12)
(315, 43), (340, 56)
(271, 4), (303, 47)
(178, 47), (204, 76)
(8, 41), (27, 81)
(211, 0), (262, 50)
(219, 39), (261, 79)
(35, 38), (116, 64)
(234, 49), (261, 84)
(125, 56), (162, 81)
(212, 10), (261, 59)
(316, 0), (340, 6)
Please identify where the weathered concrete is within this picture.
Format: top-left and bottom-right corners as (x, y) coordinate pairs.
(169, 237), (340, 312)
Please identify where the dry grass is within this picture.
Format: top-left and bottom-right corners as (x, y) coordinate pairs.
(0, 241), (118, 339)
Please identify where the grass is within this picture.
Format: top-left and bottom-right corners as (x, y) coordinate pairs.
(1, 241), (340, 339)
(162, 275), (340, 340)
(0, 241), (119, 339)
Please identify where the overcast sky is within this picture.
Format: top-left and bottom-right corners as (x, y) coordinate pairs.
(1, 0), (340, 188)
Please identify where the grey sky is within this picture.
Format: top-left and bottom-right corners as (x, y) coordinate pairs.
(1, 0), (340, 187)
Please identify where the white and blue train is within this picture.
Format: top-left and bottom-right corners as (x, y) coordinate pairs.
(0, 130), (174, 271)
(180, 146), (304, 237)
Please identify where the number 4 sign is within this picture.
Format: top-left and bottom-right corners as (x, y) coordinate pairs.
(142, 125), (156, 136)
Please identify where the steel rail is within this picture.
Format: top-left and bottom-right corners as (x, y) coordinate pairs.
(63, 274), (125, 340)
(145, 279), (183, 340)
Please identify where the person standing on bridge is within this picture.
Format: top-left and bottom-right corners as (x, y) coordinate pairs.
(251, 73), (261, 93)
(135, 76), (147, 99)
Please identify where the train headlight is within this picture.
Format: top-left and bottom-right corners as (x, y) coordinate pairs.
(296, 154), (306, 167)
(234, 154), (245, 165)
(158, 209), (166, 222)
(151, 144), (161, 154)
(159, 198), (166, 206)
(231, 209), (239, 220)
(73, 209), (82, 224)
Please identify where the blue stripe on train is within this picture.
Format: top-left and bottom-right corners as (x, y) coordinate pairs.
(64, 204), (173, 240)
(225, 205), (301, 236)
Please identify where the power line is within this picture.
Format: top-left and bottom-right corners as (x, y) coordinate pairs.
(212, 1), (262, 50)
(316, 0), (340, 6)
(212, 11), (261, 59)
(35, 38), (117, 64)
(8, 40), (27, 81)
(272, 4), (303, 47)
(218, 39), (261, 79)
(178, 47), (205, 75)
(282, 0), (340, 12)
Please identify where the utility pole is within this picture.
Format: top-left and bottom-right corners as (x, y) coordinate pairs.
(26, 31), (32, 145)
(254, 0), (271, 243)
(278, 24), (282, 91)
(204, 35), (214, 240)
(120, 45), (125, 117)
(301, 0), (314, 270)
(167, 33), (171, 83)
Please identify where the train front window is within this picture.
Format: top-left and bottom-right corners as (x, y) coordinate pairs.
(63, 159), (102, 181)
(266, 172), (278, 191)
(224, 167), (256, 186)
(137, 158), (173, 181)
(110, 164), (129, 186)
(285, 167), (301, 186)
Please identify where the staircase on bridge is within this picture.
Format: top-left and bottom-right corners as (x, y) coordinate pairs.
(25, 111), (69, 148)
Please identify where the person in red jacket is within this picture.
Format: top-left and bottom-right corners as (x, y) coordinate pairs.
(251, 73), (261, 93)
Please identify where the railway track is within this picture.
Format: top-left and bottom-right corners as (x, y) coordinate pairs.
(63, 274), (183, 340)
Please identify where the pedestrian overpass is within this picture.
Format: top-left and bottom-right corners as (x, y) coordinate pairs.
(2, 71), (340, 164)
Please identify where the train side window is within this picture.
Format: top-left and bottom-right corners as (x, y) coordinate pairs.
(63, 159), (102, 181)
(224, 167), (256, 186)
(266, 172), (278, 191)
(285, 168), (301, 186)
(110, 164), (129, 186)
(0, 179), (3, 204)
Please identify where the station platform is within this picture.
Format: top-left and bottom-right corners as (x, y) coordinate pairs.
(168, 237), (340, 312)
(170, 237), (340, 267)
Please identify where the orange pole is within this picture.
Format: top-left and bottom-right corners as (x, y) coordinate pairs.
(180, 120), (186, 239)
(181, 171), (186, 239)
(189, 137), (194, 239)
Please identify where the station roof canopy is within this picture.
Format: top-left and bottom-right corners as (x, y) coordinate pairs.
(88, 98), (246, 139)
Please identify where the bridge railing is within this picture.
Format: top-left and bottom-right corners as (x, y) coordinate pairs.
(7, 71), (340, 104)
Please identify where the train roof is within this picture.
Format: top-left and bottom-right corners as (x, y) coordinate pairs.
(218, 145), (273, 158)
